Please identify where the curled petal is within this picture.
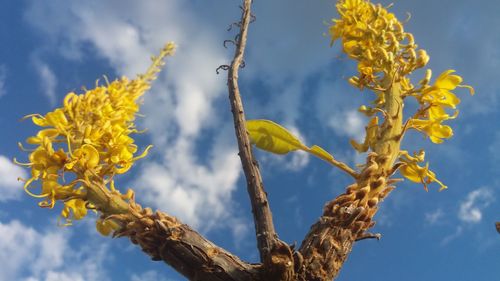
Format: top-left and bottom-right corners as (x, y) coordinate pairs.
(62, 199), (88, 220)
(435, 70), (462, 90)
(399, 151), (446, 191)
(96, 218), (120, 236)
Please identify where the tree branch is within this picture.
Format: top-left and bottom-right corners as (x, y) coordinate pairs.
(85, 176), (262, 281)
(112, 202), (262, 281)
(226, 0), (279, 263)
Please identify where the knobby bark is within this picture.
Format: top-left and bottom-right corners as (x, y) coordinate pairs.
(112, 202), (261, 281)
(298, 79), (404, 280)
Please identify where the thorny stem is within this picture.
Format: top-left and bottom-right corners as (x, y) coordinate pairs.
(226, 0), (279, 263)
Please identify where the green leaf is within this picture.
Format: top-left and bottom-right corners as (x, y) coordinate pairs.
(246, 119), (306, 154)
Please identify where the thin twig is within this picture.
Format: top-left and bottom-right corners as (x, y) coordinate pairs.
(355, 232), (382, 241)
(226, 0), (277, 263)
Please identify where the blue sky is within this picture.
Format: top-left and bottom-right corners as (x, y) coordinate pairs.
(0, 0), (499, 280)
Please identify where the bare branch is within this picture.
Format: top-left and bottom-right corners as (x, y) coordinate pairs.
(226, 0), (280, 263)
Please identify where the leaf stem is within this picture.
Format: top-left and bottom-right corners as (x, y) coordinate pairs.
(303, 146), (358, 178)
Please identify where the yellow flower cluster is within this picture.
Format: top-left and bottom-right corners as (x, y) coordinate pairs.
(17, 43), (175, 224)
(400, 70), (472, 188)
(330, 0), (428, 92)
(330, 0), (473, 191)
(409, 70), (474, 144)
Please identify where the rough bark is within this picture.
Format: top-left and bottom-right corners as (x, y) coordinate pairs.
(224, 2), (297, 280)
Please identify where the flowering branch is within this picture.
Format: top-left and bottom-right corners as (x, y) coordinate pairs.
(295, 1), (473, 279)
(16, 41), (265, 281)
(16, 1), (473, 280)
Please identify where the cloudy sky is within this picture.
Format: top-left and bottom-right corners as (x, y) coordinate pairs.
(0, 0), (499, 280)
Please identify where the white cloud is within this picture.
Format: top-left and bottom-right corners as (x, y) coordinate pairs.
(0, 155), (28, 202)
(230, 217), (252, 249)
(488, 131), (500, 163)
(313, 72), (370, 160)
(287, 150), (310, 171)
(0, 220), (38, 280)
(32, 59), (57, 106)
(458, 188), (494, 223)
(438, 188), (495, 245)
(424, 208), (444, 225)
(43, 271), (85, 281)
(315, 89), (368, 166)
(130, 270), (176, 281)
(0, 220), (110, 281)
(328, 110), (365, 142)
(0, 64), (6, 98)
(285, 127), (311, 170)
(134, 127), (241, 231)
(441, 226), (464, 246)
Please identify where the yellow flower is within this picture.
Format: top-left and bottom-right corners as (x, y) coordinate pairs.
(95, 218), (121, 236)
(399, 150), (446, 191)
(419, 70), (474, 109)
(410, 70), (473, 144)
(61, 199), (88, 222)
(26, 128), (60, 145)
(67, 144), (100, 170)
(409, 105), (457, 144)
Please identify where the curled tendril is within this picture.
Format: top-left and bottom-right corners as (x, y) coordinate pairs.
(216, 65), (231, 74)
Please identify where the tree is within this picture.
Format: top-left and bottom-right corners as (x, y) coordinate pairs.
(16, 0), (476, 280)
